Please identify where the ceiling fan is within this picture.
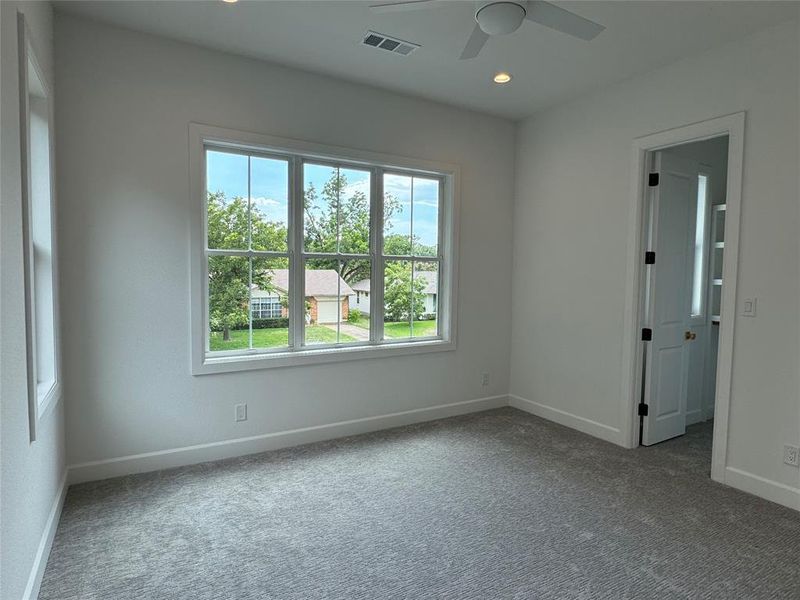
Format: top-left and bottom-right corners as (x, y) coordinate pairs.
(369, 1), (605, 59)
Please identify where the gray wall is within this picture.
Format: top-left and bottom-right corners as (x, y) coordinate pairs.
(1, 2), (66, 598)
(54, 15), (516, 467)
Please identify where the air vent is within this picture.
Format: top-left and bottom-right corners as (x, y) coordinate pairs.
(362, 31), (419, 56)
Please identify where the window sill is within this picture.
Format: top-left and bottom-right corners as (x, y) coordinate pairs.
(193, 339), (455, 375)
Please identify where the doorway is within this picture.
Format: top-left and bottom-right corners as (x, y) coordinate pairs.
(639, 137), (728, 454)
(621, 113), (745, 484)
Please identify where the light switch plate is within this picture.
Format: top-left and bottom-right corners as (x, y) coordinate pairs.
(742, 298), (757, 317)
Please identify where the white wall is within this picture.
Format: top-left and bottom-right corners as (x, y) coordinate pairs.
(511, 21), (800, 506)
(55, 15), (515, 470)
(1, 2), (67, 599)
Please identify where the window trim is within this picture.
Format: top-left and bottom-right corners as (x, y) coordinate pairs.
(189, 123), (459, 374)
(19, 14), (61, 441)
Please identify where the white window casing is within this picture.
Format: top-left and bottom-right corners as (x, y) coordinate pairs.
(19, 14), (62, 440)
(189, 124), (459, 374)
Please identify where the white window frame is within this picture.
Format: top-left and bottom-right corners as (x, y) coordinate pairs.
(189, 124), (459, 374)
(19, 14), (61, 441)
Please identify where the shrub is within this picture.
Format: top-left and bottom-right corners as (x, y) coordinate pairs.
(212, 317), (289, 332)
(253, 318), (289, 329)
(348, 309), (361, 324)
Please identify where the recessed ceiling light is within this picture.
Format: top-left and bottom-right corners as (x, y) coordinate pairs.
(493, 72), (512, 84)
(222, 0), (238, 3)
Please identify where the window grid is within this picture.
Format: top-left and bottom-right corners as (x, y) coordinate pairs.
(251, 297), (282, 319)
(204, 149), (291, 353)
(204, 145), (446, 359)
(379, 174), (442, 341)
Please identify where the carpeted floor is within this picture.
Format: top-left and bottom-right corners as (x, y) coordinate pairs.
(39, 408), (799, 599)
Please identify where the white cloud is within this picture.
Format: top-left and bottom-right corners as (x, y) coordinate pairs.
(252, 196), (281, 206)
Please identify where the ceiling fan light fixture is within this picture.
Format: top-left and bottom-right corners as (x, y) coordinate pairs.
(476, 1), (526, 36)
(493, 71), (512, 84)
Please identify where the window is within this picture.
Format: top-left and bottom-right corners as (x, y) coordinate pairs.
(19, 16), (60, 439)
(691, 173), (709, 317)
(251, 297), (283, 319)
(190, 125), (457, 373)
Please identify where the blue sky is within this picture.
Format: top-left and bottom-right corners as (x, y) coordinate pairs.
(207, 150), (439, 247)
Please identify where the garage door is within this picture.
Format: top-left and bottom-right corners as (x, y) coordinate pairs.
(316, 299), (339, 324)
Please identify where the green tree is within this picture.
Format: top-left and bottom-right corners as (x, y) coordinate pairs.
(304, 170), (402, 283)
(383, 262), (426, 322)
(207, 192), (280, 340)
(383, 233), (436, 258)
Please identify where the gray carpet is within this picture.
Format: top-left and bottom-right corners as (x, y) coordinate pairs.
(39, 408), (800, 599)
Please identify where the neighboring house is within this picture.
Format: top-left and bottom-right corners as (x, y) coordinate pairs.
(350, 279), (371, 315)
(349, 271), (437, 317)
(251, 269), (354, 324)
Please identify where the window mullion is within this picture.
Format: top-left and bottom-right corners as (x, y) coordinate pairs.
(437, 176), (447, 339)
(248, 257), (253, 349)
(371, 167), (384, 342)
(289, 156), (305, 350)
(207, 248), (289, 258)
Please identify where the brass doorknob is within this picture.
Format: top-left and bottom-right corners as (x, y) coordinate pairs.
(684, 331), (696, 340)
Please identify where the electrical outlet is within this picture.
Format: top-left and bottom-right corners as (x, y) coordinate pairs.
(481, 372), (490, 387)
(235, 403), (247, 422)
(783, 444), (799, 467)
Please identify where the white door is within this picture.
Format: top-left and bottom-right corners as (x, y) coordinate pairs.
(641, 151), (698, 445)
(316, 299), (339, 324)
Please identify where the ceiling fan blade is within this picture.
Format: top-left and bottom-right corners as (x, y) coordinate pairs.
(369, 0), (438, 13)
(459, 24), (489, 60)
(525, 0), (605, 41)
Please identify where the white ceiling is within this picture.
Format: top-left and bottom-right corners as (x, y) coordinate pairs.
(55, 1), (798, 120)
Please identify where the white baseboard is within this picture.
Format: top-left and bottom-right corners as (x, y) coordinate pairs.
(685, 408), (703, 426)
(508, 394), (623, 445)
(724, 467), (800, 511)
(68, 395), (508, 484)
(23, 471), (67, 600)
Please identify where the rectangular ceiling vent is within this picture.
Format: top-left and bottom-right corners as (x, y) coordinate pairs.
(362, 31), (419, 56)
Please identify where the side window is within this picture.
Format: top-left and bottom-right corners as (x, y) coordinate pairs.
(20, 20), (60, 439)
(690, 174), (709, 317)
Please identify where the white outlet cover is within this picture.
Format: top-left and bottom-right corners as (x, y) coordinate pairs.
(235, 403), (247, 422)
(742, 297), (757, 317)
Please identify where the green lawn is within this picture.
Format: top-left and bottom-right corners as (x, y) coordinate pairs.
(350, 315), (438, 339)
(210, 325), (355, 351)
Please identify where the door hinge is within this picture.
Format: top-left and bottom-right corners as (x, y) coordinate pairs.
(645, 251), (655, 265)
(641, 328), (652, 341)
(638, 403), (649, 417)
(648, 172), (660, 187)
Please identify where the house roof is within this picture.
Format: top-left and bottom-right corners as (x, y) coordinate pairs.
(264, 269), (354, 298)
(351, 279), (370, 293)
(351, 271), (437, 295)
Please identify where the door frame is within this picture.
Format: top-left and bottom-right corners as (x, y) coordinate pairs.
(619, 112), (745, 483)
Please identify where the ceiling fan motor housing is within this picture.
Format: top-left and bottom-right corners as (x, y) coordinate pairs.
(475, 1), (527, 36)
